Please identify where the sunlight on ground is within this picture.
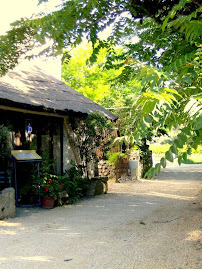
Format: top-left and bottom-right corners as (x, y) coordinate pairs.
(0, 221), (21, 234)
(56, 227), (71, 231)
(0, 256), (52, 262)
(0, 221), (21, 227)
(185, 230), (202, 242)
(45, 232), (82, 237)
(141, 179), (194, 186)
(144, 192), (194, 201)
(16, 256), (52, 262)
(0, 230), (16, 235)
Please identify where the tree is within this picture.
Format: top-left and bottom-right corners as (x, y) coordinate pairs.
(62, 43), (142, 133)
(1, 0), (199, 76)
(0, 0), (201, 177)
(62, 44), (123, 104)
(114, 2), (202, 177)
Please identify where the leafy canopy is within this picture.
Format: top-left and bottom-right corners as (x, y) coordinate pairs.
(1, 0), (199, 75)
(62, 43), (142, 133)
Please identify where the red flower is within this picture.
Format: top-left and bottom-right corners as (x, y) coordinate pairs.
(45, 187), (49, 192)
(48, 179), (53, 183)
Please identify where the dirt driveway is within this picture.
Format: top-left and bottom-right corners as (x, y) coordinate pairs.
(0, 164), (201, 269)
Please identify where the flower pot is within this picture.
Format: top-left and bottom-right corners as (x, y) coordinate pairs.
(41, 197), (55, 209)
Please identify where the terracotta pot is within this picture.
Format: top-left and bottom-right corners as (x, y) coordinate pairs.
(41, 197), (55, 209)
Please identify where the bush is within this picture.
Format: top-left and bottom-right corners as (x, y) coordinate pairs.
(40, 176), (61, 200)
(60, 162), (90, 204)
(107, 152), (127, 166)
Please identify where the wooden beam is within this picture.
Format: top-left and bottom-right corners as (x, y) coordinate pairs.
(0, 105), (64, 118)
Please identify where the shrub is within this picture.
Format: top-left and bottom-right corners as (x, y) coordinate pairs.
(60, 162), (90, 204)
(40, 176), (61, 200)
(107, 152), (128, 166)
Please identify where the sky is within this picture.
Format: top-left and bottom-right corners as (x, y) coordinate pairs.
(0, 0), (63, 35)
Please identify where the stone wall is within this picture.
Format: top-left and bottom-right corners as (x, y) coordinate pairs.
(98, 160), (116, 179)
(97, 150), (144, 181)
(98, 159), (129, 181)
(0, 187), (16, 220)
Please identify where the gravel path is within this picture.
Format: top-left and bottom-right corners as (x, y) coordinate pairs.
(0, 164), (201, 269)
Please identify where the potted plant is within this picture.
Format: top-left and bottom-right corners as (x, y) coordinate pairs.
(40, 176), (61, 208)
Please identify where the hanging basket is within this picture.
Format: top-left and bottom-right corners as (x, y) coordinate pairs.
(41, 197), (55, 209)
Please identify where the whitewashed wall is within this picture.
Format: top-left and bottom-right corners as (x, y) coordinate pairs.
(63, 126), (76, 172)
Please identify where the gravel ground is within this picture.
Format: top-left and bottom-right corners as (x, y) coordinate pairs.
(0, 163), (201, 269)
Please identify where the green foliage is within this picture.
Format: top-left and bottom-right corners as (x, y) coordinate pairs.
(149, 143), (202, 169)
(62, 44), (124, 104)
(0, 125), (10, 160)
(62, 43), (141, 135)
(18, 183), (39, 204)
(0, 0), (131, 75)
(16, 163), (41, 204)
(163, 4), (202, 42)
(60, 162), (89, 204)
(115, 1), (201, 177)
(38, 162), (62, 200)
(38, 160), (90, 204)
(0, 18), (35, 76)
(40, 175), (61, 200)
(107, 152), (128, 166)
(181, 154), (202, 164)
(72, 112), (113, 178)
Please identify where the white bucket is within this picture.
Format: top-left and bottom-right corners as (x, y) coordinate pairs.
(129, 160), (139, 179)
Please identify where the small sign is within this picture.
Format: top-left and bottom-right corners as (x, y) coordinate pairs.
(16, 153), (35, 159)
(11, 150), (42, 161)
